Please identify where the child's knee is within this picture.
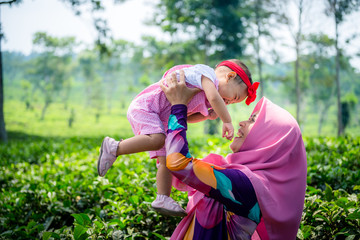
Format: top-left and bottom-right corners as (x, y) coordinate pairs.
(150, 134), (166, 150)
(157, 156), (166, 166)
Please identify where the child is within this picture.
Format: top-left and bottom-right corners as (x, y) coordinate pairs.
(97, 59), (259, 217)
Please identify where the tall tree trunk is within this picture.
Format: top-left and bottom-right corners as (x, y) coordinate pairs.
(295, 49), (300, 124)
(255, 0), (263, 97)
(0, 6), (7, 143)
(335, 20), (343, 136)
(295, 0), (303, 125)
(40, 99), (50, 121)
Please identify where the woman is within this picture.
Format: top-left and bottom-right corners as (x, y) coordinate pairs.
(160, 70), (307, 240)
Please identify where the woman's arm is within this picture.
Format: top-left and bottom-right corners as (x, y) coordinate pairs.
(166, 105), (192, 160)
(165, 104), (212, 194)
(160, 72), (215, 193)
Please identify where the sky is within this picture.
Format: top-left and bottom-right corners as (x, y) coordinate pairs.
(2, 0), (360, 69)
(2, 0), (163, 54)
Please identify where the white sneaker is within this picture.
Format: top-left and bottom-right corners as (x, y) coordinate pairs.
(151, 194), (187, 217)
(97, 137), (120, 177)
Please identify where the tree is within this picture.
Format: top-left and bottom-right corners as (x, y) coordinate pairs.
(0, 0), (22, 143)
(0, 0), (128, 142)
(304, 34), (336, 135)
(28, 32), (76, 120)
(152, 0), (248, 134)
(98, 39), (129, 113)
(141, 36), (198, 70)
(292, 0), (307, 125)
(325, 0), (360, 136)
(280, 0), (313, 125)
(341, 93), (357, 131)
(59, 0), (128, 54)
(78, 49), (104, 122)
(152, 0), (246, 63)
(244, 0), (287, 98)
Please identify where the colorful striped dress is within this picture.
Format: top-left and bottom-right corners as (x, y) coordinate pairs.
(166, 97), (307, 240)
(166, 104), (261, 239)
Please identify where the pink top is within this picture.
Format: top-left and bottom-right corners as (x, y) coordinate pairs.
(127, 64), (219, 158)
(174, 97), (307, 239)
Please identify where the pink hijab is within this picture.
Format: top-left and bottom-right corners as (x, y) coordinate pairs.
(197, 97), (307, 239)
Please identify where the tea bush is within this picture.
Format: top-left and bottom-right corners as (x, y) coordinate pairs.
(0, 133), (359, 239)
(305, 137), (360, 192)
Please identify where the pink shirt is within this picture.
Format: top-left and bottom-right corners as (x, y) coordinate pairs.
(127, 64), (219, 158)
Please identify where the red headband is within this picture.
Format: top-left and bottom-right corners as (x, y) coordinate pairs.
(217, 60), (260, 105)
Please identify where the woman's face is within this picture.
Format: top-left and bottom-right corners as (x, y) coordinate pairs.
(230, 111), (259, 153)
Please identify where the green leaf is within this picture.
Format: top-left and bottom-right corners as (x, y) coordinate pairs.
(324, 183), (333, 201)
(0, 230), (13, 237)
(42, 232), (52, 240)
(72, 214), (84, 225)
(108, 218), (126, 229)
(116, 187), (125, 195)
(94, 221), (103, 228)
(73, 225), (88, 240)
(27, 220), (37, 229)
(151, 232), (167, 240)
(71, 213), (91, 226)
(79, 213), (91, 225)
(345, 235), (356, 240)
(314, 214), (331, 224)
(43, 232), (60, 240)
(347, 210), (360, 220)
(130, 195), (139, 205)
(296, 229), (304, 240)
(301, 225), (312, 239)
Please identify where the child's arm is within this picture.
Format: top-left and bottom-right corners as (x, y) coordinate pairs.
(201, 76), (234, 140)
(187, 110), (218, 123)
(187, 112), (207, 123)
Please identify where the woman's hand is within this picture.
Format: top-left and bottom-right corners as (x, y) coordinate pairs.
(160, 69), (201, 105)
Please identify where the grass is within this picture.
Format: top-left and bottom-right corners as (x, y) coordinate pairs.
(6, 97), (360, 140)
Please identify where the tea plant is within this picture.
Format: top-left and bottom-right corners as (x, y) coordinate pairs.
(1, 133), (359, 239)
(305, 137), (360, 192)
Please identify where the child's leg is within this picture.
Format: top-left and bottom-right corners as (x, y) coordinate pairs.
(156, 156), (172, 196)
(98, 133), (165, 177)
(116, 133), (165, 156)
(151, 156), (187, 217)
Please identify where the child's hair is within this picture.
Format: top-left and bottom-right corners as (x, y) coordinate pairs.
(216, 59), (253, 85)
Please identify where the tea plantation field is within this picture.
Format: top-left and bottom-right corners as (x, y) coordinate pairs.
(0, 133), (359, 239)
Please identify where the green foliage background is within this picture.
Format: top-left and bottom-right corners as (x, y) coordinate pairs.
(1, 100), (359, 239)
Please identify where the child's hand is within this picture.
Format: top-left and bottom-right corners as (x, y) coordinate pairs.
(207, 109), (218, 120)
(222, 122), (234, 140)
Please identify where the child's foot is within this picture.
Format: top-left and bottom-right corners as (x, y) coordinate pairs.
(97, 137), (120, 177)
(151, 194), (187, 217)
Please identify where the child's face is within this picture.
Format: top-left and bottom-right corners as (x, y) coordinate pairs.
(218, 77), (247, 105)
